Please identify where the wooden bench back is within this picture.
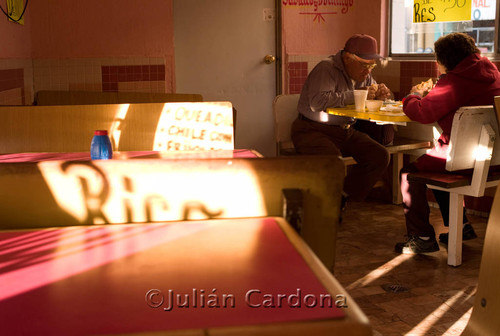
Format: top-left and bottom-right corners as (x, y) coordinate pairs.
(463, 185), (500, 335)
(0, 102), (234, 153)
(0, 156), (344, 271)
(464, 97), (500, 332)
(447, 106), (500, 171)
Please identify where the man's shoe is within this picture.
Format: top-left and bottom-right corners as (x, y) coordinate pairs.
(395, 236), (439, 254)
(438, 223), (477, 244)
(339, 195), (348, 224)
(340, 195), (348, 212)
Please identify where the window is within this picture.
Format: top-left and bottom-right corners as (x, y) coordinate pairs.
(390, 0), (499, 56)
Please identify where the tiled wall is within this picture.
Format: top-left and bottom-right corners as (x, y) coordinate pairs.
(287, 61), (308, 95)
(287, 55), (330, 94)
(0, 57), (171, 106)
(398, 61), (439, 99)
(101, 64), (166, 93)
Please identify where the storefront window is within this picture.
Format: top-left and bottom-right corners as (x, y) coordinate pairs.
(390, 0), (499, 55)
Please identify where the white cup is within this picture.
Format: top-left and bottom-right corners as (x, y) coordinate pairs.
(353, 90), (368, 111)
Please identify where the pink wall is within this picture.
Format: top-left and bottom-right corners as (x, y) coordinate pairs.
(0, 4), (32, 105)
(282, 0), (383, 56)
(29, 0), (173, 58)
(0, 1), (175, 105)
(281, 0), (386, 94)
(0, 4), (32, 58)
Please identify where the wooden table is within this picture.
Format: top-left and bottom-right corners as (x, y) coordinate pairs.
(0, 217), (372, 335)
(327, 103), (411, 125)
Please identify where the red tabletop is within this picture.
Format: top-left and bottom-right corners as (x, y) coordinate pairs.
(0, 149), (260, 163)
(0, 217), (344, 335)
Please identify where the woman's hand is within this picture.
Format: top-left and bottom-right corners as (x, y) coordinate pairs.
(410, 84), (425, 96)
(411, 78), (434, 96)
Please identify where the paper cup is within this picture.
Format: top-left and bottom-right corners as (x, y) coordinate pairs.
(353, 90), (368, 111)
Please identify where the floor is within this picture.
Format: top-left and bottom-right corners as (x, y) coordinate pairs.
(334, 200), (487, 336)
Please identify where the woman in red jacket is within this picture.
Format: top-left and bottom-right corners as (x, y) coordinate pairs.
(395, 32), (500, 254)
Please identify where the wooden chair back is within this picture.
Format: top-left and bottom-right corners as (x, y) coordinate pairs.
(273, 94), (300, 155)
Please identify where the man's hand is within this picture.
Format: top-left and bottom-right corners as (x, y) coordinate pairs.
(364, 83), (392, 100)
(367, 84), (378, 100)
(374, 83), (392, 100)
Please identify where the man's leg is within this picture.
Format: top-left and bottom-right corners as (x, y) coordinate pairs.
(340, 129), (390, 201)
(291, 118), (343, 156)
(352, 119), (395, 146)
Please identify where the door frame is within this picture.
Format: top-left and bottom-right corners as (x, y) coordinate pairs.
(275, 1), (283, 95)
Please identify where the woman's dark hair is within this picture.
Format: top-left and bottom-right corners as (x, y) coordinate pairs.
(434, 32), (480, 71)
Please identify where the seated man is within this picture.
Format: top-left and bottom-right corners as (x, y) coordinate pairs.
(291, 34), (392, 203)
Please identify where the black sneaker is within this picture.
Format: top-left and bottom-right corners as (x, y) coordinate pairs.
(341, 195), (348, 212)
(438, 223), (477, 244)
(395, 236), (440, 254)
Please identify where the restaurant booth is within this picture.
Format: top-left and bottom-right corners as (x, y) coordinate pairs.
(1, 1), (500, 335)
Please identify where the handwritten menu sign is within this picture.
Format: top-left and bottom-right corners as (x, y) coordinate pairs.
(413, 0), (471, 23)
(281, 0), (354, 22)
(153, 102), (234, 151)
